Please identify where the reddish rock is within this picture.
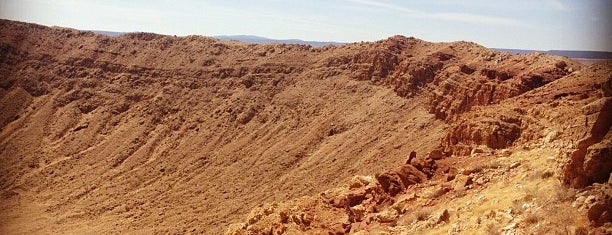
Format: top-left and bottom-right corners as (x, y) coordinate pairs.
(376, 165), (427, 196)
(428, 149), (445, 160)
(460, 64), (475, 74)
(588, 201), (612, 226)
(410, 157), (437, 177)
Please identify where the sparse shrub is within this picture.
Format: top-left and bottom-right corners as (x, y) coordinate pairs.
(574, 227), (589, 235)
(523, 211), (541, 224)
(454, 187), (467, 198)
(540, 170), (554, 179)
(486, 161), (502, 169)
(526, 168), (554, 180)
(415, 208), (433, 221)
(469, 161), (502, 173)
(485, 222), (501, 235)
(426, 186), (451, 199)
(511, 199), (525, 215)
(397, 207), (433, 226)
(522, 185), (538, 201)
(527, 169), (544, 180)
(553, 184), (576, 202)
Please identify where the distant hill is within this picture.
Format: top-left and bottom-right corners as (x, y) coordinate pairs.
(89, 30), (125, 36)
(493, 48), (612, 60)
(214, 35), (344, 47)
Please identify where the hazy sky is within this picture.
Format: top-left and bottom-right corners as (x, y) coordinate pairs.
(1, 0), (610, 51)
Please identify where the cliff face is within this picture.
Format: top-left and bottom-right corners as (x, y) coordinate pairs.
(0, 20), (609, 234)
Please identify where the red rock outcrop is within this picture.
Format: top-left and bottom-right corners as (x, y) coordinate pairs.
(441, 112), (522, 156)
(564, 95), (612, 188)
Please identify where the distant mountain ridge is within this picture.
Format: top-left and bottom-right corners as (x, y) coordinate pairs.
(89, 30), (125, 37)
(86, 30), (610, 59)
(87, 31), (343, 47)
(493, 48), (612, 60)
(213, 35), (344, 47)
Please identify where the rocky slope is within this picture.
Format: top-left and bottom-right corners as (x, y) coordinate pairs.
(0, 19), (609, 234)
(227, 62), (612, 235)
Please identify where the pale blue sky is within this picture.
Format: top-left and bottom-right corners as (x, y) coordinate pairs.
(1, 0), (610, 51)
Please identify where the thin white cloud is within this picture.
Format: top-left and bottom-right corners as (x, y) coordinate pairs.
(347, 0), (418, 14)
(256, 12), (345, 34)
(429, 12), (522, 26)
(346, 0), (523, 27)
(544, 0), (569, 11)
